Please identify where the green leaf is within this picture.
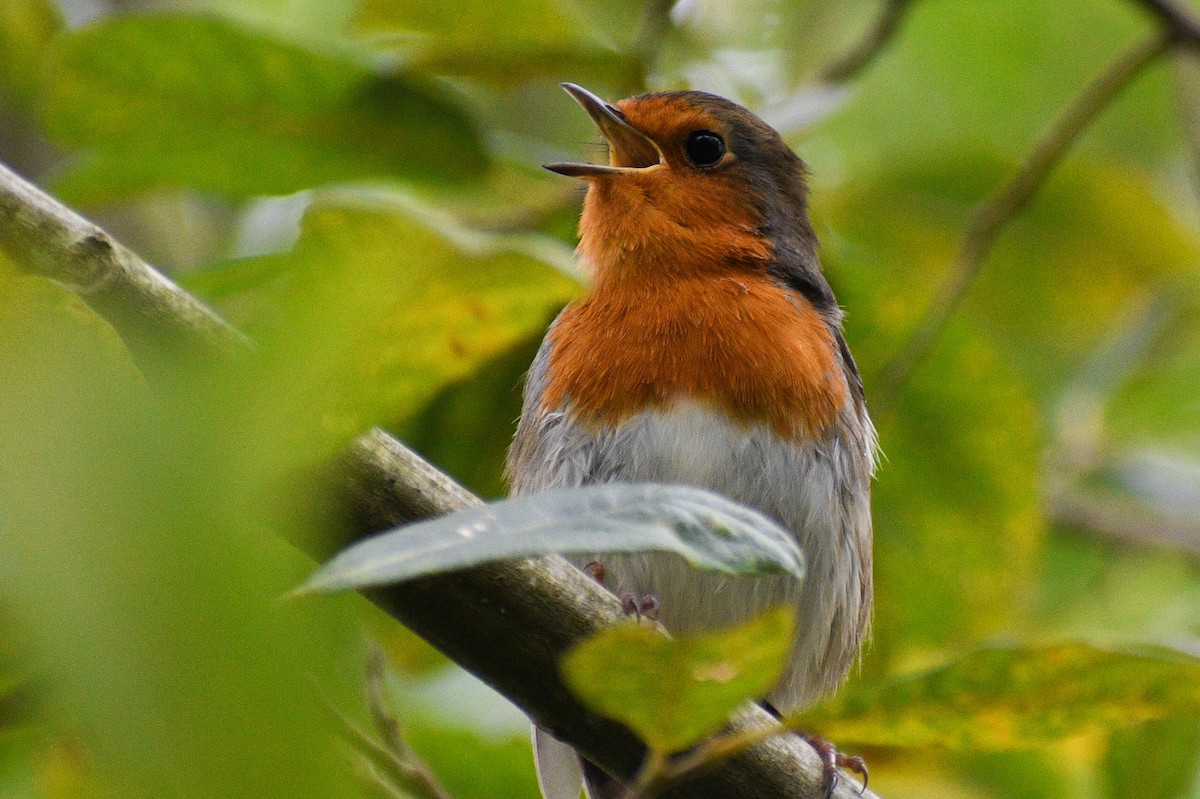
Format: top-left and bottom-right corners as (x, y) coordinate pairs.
(955, 750), (1074, 799)
(1105, 718), (1200, 799)
(817, 159), (1051, 662)
(353, 0), (630, 85)
(404, 723), (539, 799)
(966, 163), (1196, 394)
(0, 0), (63, 110)
(0, 728), (41, 799)
(803, 642), (1200, 750)
(1106, 308), (1200, 454)
(561, 607), (796, 753)
(0, 255), (361, 799)
(0, 677), (30, 733)
(300, 484), (805, 594)
(1029, 530), (1200, 643)
(819, 157), (1194, 398)
(400, 331), (545, 499)
(868, 327), (1043, 656)
(814, 0), (1174, 172)
(185, 193), (577, 452)
(0, 257), (141, 390)
(41, 13), (487, 204)
(176, 0), (358, 36)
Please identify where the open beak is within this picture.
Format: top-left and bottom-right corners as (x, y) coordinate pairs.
(544, 83), (662, 178)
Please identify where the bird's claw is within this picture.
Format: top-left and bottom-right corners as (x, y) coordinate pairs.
(616, 587), (659, 621)
(841, 754), (868, 795)
(583, 560), (606, 584)
(584, 562), (659, 621)
(798, 733), (867, 797)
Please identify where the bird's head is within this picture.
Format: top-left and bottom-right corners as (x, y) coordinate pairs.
(546, 83), (823, 297)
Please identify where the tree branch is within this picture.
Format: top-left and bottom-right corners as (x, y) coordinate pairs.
(0, 161), (248, 367)
(336, 433), (882, 799)
(873, 32), (1171, 413)
(1170, 44), (1200, 199)
(1049, 489), (1200, 555)
(1133, 0), (1200, 46)
(818, 0), (915, 84)
(0, 160), (882, 799)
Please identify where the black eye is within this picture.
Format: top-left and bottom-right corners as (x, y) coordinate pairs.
(684, 130), (725, 167)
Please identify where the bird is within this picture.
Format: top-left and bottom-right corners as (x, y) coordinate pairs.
(506, 83), (877, 799)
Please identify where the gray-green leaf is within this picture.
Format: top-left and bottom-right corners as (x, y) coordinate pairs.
(300, 484), (804, 594)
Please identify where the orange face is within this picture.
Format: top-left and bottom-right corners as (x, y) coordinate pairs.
(545, 85), (810, 288)
(611, 93), (736, 172)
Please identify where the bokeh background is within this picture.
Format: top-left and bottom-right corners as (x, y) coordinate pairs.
(1, 0), (1199, 797)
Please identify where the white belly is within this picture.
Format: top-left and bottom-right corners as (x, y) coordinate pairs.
(511, 400), (870, 710)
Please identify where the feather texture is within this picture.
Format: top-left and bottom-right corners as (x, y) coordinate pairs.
(510, 85), (876, 797)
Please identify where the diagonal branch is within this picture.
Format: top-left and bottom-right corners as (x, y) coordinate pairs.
(1170, 40), (1200, 198)
(0, 161), (248, 366)
(0, 160), (881, 799)
(1050, 489), (1200, 555)
(873, 32), (1171, 412)
(1133, 0), (1200, 45)
(818, 0), (916, 84)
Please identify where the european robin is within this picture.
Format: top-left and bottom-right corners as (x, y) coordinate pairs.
(507, 83), (876, 799)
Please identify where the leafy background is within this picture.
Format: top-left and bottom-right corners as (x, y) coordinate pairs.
(1, 0), (1199, 797)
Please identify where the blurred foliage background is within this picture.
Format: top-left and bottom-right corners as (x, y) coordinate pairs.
(1, 0), (1200, 797)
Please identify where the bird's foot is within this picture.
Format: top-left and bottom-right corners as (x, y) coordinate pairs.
(797, 733), (867, 798)
(617, 587), (659, 622)
(582, 561), (658, 621)
(583, 560), (607, 584)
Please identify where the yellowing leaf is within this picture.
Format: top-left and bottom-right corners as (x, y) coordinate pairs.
(185, 194), (578, 450)
(561, 607), (796, 753)
(803, 642), (1200, 750)
(819, 157), (1196, 396)
(867, 328), (1044, 655)
(968, 163), (1197, 393)
(822, 223), (1044, 660)
(1105, 718), (1200, 799)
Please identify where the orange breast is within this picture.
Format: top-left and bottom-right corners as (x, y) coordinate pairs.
(541, 271), (846, 442)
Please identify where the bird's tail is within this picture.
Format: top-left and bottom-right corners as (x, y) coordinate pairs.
(532, 725), (626, 799)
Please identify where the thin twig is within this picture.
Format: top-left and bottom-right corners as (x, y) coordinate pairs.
(353, 755), (417, 799)
(365, 649), (408, 757)
(1049, 490), (1200, 555)
(323, 687), (445, 798)
(625, 747), (671, 799)
(873, 32), (1172, 413)
(659, 721), (789, 787)
(320, 653), (456, 799)
(818, 0), (916, 84)
(613, 0), (677, 96)
(363, 649), (455, 799)
(1133, 0), (1200, 45)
